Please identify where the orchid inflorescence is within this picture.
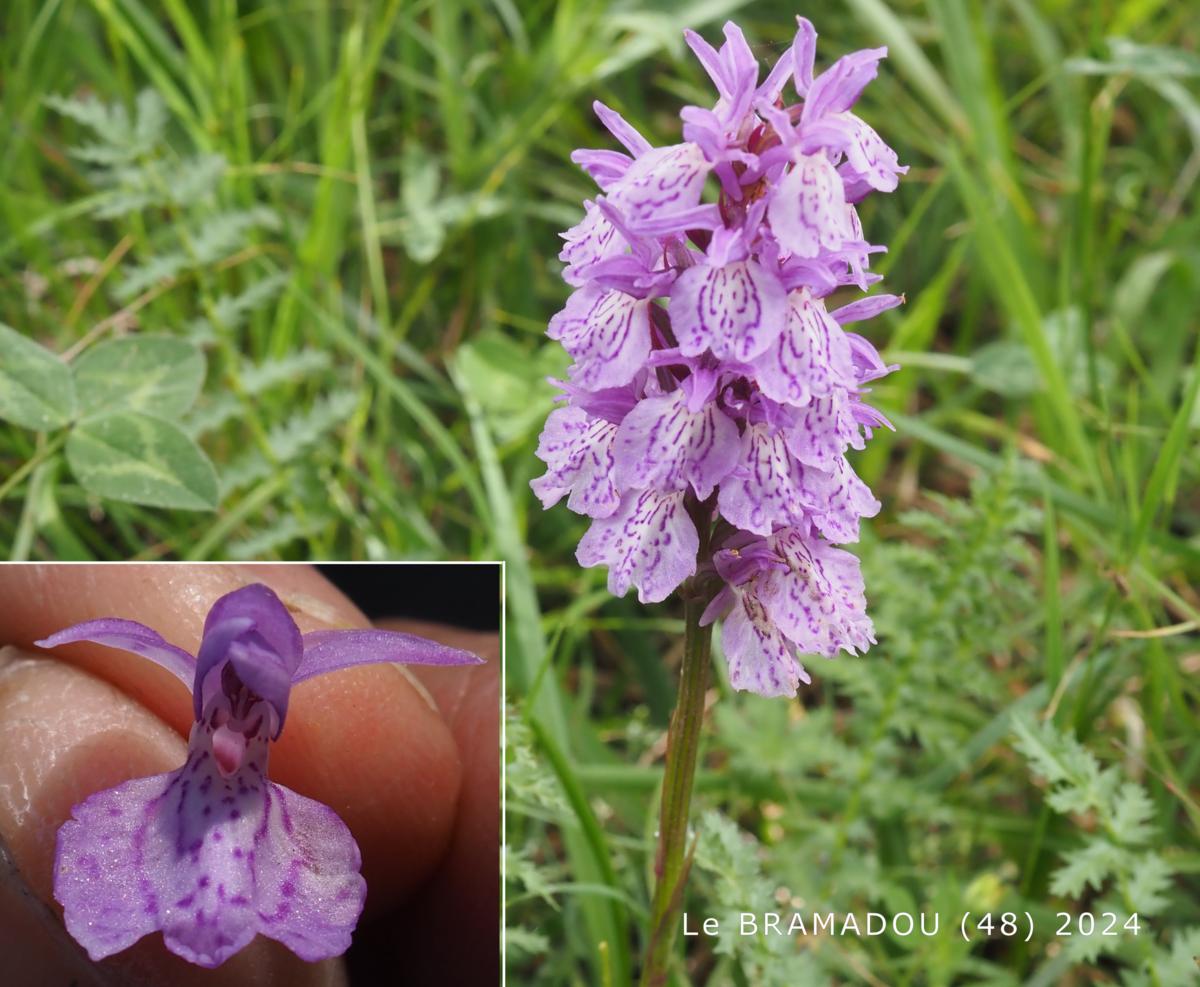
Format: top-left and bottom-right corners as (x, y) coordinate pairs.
(533, 17), (905, 696)
(37, 584), (483, 968)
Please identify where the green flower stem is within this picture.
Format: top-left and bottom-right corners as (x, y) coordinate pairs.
(639, 591), (713, 987)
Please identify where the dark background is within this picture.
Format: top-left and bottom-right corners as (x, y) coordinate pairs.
(316, 563), (501, 630)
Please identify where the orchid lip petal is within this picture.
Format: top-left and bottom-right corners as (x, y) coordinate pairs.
(577, 489), (699, 603)
(54, 724), (365, 968)
(613, 390), (742, 502)
(669, 257), (788, 363)
(531, 405), (623, 518)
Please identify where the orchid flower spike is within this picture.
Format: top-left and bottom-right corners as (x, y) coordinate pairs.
(534, 15), (906, 697)
(35, 583), (483, 969)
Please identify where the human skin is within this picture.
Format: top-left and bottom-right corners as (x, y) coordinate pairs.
(0, 564), (499, 986)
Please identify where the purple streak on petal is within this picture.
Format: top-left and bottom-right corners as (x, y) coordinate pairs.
(591, 197), (653, 264)
(607, 143), (710, 233)
(803, 455), (881, 544)
(35, 619), (195, 688)
(759, 527), (875, 658)
(253, 782), (365, 961)
(295, 629), (482, 684)
(613, 390), (742, 500)
(629, 203), (724, 236)
(669, 258), (788, 361)
(592, 100), (652, 157)
(54, 720), (365, 968)
(717, 422), (811, 535)
(751, 288), (855, 407)
(576, 489), (699, 603)
(802, 112), (906, 193)
(549, 285), (653, 390)
(721, 589), (809, 697)
(784, 390), (863, 471)
(55, 771), (188, 963)
(559, 202), (627, 287)
(767, 152), (853, 259)
(531, 406), (622, 518)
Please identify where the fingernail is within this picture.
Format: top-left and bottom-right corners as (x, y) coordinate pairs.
(395, 664), (439, 714)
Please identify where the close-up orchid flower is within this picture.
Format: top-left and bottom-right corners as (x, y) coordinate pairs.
(34, 582), (483, 969)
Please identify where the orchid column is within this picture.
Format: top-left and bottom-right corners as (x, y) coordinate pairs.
(532, 16), (905, 983)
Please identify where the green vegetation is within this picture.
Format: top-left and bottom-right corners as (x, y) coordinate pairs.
(0, 1), (1196, 983)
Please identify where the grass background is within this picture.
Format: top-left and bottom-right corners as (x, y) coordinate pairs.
(0, 0), (1197, 983)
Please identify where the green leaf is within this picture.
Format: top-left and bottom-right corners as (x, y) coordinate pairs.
(66, 411), (218, 510)
(970, 340), (1038, 397)
(398, 146), (445, 263)
(0, 323), (76, 430)
(1049, 838), (1122, 897)
(455, 331), (564, 443)
(1125, 853), (1172, 914)
(71, 335), (205, 419)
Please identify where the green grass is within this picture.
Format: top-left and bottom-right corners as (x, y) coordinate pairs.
(0, 1), (1197, 984)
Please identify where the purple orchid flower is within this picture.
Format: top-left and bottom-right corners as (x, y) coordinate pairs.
(533, 15), (906, 697)
(702, 526), (875, 696)
(35, 583), (483, 969)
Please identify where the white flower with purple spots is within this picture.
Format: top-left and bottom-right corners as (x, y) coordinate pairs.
(613, 389), (742, 501)
(530, 405), (622, 518)
(549, 283), (653, 391)
(37, 584), (483, 968)
(533, 14), (906, 695)
(668, 227), (789, 362)
(576, 489), (700, 604)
